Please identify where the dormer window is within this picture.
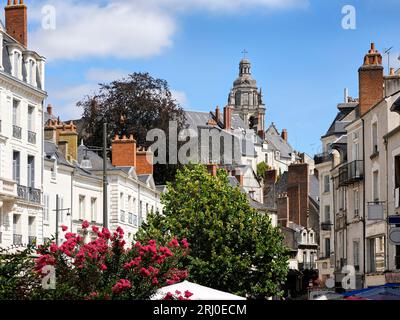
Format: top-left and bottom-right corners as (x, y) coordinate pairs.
(12, 50), (22, 79)
(28, 59), (36, 86)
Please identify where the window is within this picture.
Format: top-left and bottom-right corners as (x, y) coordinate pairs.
(339, 188), (346, 211)
(373, 171), (379, 202)
(51, 160), (57, 180)
(302, 231), (307, 244)
(43, 194), (50, 223)
(12, 100), (19, 126)
(91, 198), (97, 222)
(139, 201), (143, 226)
(28, 106), (34, 132)
(325, 238), (331, 258)
(372, 122), (378, 154)
(309, 232), (314, 244)
(27, 156), (35, 188)
(368, 236), (386, 273)
(396, 156), (400, 208)
(324, 205), (331, 223)
(354, 189), (360, 217)
(396, 246), (400, 270)
(353, 241), (360, 271)
(128, 212), (133, 225)
(79, 196), (85, 220)
(28, 60), (35, 85)
(324, 175), (330, 193)
(13, 51), (21, 78)
(13, 151), (20, 184)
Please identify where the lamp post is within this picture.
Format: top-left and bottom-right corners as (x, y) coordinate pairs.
(85, 122), (110, 229)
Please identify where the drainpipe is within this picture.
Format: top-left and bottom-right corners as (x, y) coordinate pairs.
(362, 119), (367, 287)
(384, 137), (390, 272)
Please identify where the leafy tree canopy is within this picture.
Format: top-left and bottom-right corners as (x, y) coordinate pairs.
(136, 165), (290, 298)
(77, 72), (187, 184)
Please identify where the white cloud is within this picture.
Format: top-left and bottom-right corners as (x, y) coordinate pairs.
(171, 90), (188, 107)
(30, 0), (176, 61)
(29, 0), (308, 61)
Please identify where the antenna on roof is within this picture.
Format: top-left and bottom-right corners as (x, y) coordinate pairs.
(384, 46), (394, 75)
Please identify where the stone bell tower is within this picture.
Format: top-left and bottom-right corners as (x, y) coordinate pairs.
(227, 56), (266, 134)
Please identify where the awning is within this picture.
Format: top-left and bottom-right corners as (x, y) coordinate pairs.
(151, 281), (247, 301)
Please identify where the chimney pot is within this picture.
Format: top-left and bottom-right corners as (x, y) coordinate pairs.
(281, 129), (288, 142)
(223, 106), (232, 130)
(47, 104), (53, 115)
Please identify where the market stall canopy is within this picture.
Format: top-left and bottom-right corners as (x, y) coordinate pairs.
(151, 281), (247, 301)
(343, 284), (400, 300)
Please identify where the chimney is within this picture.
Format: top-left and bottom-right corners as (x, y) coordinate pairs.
(344, 88), (349, 103)
(47, 104), (53, 116)
(111, 134), (137, 167)
(359, 43), (384, 116)
(265, 169), (277, 185)
(223, 106), (232, 130)
(281, 129), (288, 142)
(58, 121), (78, 162)
(287, 163), (309, 227)
(5, 0), (28, 47)
(384, 67), (400, 98)
(234, 168), (244, 187)
(207, 164), (217, 177)
(215, 106), (221, 123)
(136, 146), (154, 175)
(258, 130), (265, 140)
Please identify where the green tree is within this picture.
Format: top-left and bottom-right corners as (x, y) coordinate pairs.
(136, 165), (290, 298)
(77, 72), (187, 185)
(256, 161), (271, 182)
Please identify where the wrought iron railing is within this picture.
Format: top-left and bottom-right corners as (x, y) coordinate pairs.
(13, 125), (22, 139)
(338, 160), (364, 187)
(17, 185), (41, 204)
(28, 131), (36, 144)
(13, 234), (22, 245)
(321, 221), (332, 231)
(314, 152), (333, 165)
(28, 236), (37, 245)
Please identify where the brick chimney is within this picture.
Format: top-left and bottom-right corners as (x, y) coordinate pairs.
(359, 43), (384, 116)
(384, 67), (400, 98)
(223, 106), (232, 130)
(258, 130), (265, 140)
(136, 146), (154, 175)
(265, 169), (277, 185)
(5, 0), (28, 47)
(234, 168), (244, 187)
(207, 164), (217, 177)
(215, 106), (221, 123)
(281, 129), (288, 142)
(287, 163), (309, 227)
(111, 134), (137, 167)
(58, 121), (78, 162)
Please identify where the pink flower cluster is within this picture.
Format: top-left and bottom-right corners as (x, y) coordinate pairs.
(112, 279), (132, 295)
(164, 290), (194, 301)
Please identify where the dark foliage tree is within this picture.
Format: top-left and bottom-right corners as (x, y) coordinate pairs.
(77, 73), (187, 185)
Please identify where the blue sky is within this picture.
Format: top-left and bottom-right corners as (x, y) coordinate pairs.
(26, 0), (400, 156)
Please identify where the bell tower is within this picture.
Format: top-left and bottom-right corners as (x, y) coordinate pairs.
(227, 54), (266, 134)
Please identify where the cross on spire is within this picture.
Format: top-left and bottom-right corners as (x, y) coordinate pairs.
(241, 49), (248, 59)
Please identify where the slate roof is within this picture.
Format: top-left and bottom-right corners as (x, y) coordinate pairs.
(309, 174), (320, 204)
(77, 144), (114, 171)
(323, 102), (358, 138)
(185, 110), (246, 130)
(44, 141), (73, 167)
(264, 124), (297, 159)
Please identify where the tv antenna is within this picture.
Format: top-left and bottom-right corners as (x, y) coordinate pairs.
(384, 46), (394, 74)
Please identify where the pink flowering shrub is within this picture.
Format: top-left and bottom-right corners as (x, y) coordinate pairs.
(34, 222), (190, 300)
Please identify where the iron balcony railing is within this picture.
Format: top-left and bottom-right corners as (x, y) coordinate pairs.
(17, 185), (41, 204)
(338, 160), (364, 187)
(28, 131), (36, 144)
(321, 221), (333, 231)
(13, 234), (22, 245)
(314, 152), (333, 165)
(28, 236), (37, 245)
(13, 125), (22, 139)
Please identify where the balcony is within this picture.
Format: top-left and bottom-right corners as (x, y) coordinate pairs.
(13, 125), (22, 139)
(321, 221), (333, 231)
(28, 131), (36, 144)
(17, 185), (41, 204)
(0, 178), (17, 198)
(338, 160), (364, 187)
(28, 236), (37, 245)
(13, 234), (22, 245)
(314, 152), (333, 165)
